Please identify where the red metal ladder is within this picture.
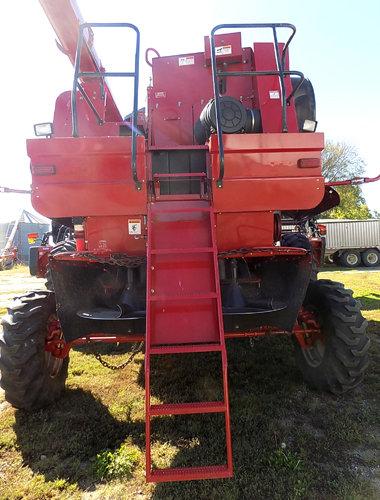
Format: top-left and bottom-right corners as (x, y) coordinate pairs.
(145, 199), (233, 482)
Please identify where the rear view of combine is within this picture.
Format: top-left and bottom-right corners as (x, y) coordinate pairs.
(0, 0), (370, 483)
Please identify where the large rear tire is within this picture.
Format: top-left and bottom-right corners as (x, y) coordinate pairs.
(281, 232), (311, 250)
(294, 280), (370, 394)
(0, 291), (69, 410)
(281, 232), (318, 279)
(46, 239), (76, 291)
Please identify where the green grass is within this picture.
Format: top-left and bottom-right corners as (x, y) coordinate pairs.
(0, 268), (379, 499)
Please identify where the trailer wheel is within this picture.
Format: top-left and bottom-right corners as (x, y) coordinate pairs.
(293, 279), (370, 394)
(46, 239), (76, 290)
(361, 248), (380, 267)
(0, 291), (69, 410)
(339, 250), (361, 268)
(332, 252), (341, 266)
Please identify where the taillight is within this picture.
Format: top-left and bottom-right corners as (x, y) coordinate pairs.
(31, 165), (56, 175)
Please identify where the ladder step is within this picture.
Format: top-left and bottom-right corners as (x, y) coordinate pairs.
(152, 207), (211, 213)
(150, 401), (225, 416)
(150, 343), (222, 355)
(150, 292), (217, 302)
(148, 464), (231, 483)
(153, 172), (206, 179)
(151, 247), (214, 255)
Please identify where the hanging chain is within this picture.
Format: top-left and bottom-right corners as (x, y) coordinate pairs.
(75, 252), (146, 268)
(89, 340), (144, 370)
(74, 252), (144, 369)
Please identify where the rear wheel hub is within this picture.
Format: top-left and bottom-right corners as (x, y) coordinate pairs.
(295, 307), (325, 367)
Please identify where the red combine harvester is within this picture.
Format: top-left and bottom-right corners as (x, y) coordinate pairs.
(0, 0), (370, 483)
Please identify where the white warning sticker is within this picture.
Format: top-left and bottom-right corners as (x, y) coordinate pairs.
(155, 91), (166, 98)
(179, 56), (195, 66)
(128, 219), (142, 235)
(269, 90), (280, 99)
(215, 45), (232, 56)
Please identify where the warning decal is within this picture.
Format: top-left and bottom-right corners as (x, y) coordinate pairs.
(269, 90), (280, 99)
(215, 45), (232, 56)
(128, 219), (142, 235)
(179, 56), (195, 66)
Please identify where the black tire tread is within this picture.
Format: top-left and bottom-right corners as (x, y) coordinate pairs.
(45, 240), (76, 291)
(294, 279), (370, 394)
(0, 290), (68, 409)
(281, 232), (311, 250)
(281, 232), (318, 279)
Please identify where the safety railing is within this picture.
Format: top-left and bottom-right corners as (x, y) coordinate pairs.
(210, 23), (305, 187)
(72, 22), (141, 190)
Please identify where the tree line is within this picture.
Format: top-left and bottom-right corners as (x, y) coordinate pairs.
(322, 141), (377, 219)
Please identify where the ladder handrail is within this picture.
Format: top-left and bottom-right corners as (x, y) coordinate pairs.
(209, 23), (304, 187)
(71, 22), (142, 190)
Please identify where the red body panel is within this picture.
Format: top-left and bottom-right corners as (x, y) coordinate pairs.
(211, 133), (324, 211)
(85, 215), (146, 253)
(253, 43), (298, 133)
(216, 212), (275, 250)
(209, 133), (324, 248)
(28, 136), (147, 218)
(148, 46), (256, 147)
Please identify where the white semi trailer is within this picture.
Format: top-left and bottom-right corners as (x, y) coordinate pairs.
(320, 218), (380, 267)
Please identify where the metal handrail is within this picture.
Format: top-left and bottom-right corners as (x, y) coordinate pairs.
(210, 23), (304, 187)
(71, 22), (142, 190)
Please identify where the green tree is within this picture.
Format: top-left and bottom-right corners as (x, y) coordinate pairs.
(321, 141), (372, 219)
(326, 185), (372, 219)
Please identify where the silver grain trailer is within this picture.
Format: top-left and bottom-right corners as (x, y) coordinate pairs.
(319, 219), (380, 267)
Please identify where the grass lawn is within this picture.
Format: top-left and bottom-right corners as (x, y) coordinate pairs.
(0, 268), (379, 499)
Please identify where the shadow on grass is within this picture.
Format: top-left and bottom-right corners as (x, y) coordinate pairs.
(320, 265), (380, 273)
(356, 293), (380, 311)
(73, 340), (144, 357)
(144, 336), (379, 499)
(13, 388), (145, 491)
(12, 334), (378, 498)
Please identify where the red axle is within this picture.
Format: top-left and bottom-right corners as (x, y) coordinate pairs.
(45, 322), (322, 360)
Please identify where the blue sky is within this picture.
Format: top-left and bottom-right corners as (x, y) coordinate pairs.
(0, 0), (379, 221)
